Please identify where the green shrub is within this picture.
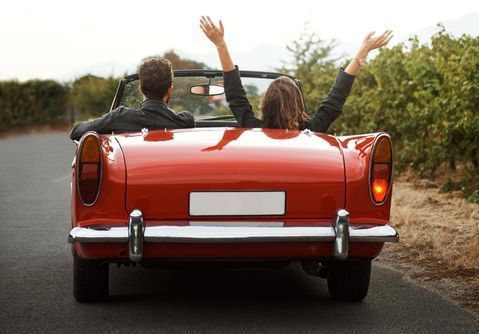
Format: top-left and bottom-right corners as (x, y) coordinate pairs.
(0, 80), (68, 130)
(70, 75), (119, 119)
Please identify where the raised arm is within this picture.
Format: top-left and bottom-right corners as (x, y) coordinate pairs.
(308, 30), (393, 132)
(345, 30), (393, 75)
(200, 16), (234, 72)
(199, 16), (262, 128)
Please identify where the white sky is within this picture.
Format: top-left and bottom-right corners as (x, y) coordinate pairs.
(1, 0), (478, 81)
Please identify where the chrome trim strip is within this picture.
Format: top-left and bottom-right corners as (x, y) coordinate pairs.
(69, 224), (399, 244)
(69, 226), (128, 243)
(189, 221), (284, 227)
(128, 210), (144, 262)
(332, 209), (350, 260)
(143, 226), (335, 243)
(350, 225), (399, 243)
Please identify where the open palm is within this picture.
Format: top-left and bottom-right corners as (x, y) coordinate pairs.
(362, 30), (393, 52)
(200, 16), (225, 47)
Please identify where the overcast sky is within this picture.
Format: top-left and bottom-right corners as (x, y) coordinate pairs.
(1, 0), (478, 81)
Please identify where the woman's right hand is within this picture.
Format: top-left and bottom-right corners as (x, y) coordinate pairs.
(361, 30), (393, 52)
(200, 16), (225, 47)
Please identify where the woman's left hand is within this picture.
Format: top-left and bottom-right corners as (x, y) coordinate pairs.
(345, 30), (393, 76)
(359, 30), (393, 56)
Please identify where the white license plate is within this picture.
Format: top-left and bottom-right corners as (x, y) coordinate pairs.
(189, 191), (286, 216)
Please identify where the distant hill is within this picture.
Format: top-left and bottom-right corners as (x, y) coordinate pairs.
(329, 12), (479, 59)
(411, 12), (479, 42)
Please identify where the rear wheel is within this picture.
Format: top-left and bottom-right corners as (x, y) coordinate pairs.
(73, 254), (109, 302)
(327, 260), (371, 301)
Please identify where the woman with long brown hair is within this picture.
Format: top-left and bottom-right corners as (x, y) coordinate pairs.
(200, 16), (392, 132)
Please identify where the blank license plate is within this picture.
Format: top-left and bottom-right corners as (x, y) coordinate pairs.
(189, 191), (286, 216)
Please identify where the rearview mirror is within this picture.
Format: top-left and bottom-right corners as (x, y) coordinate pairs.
(190, 84), (225, 96)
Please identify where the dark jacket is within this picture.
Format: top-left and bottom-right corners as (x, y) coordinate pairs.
(223, 66), (355, 132)
(70, 99), (194, 141)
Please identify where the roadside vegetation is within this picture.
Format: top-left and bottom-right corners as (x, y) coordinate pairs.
(392, 174), (478, 271)
(0, 80), (69, 130)
(386, 175), (479, 314)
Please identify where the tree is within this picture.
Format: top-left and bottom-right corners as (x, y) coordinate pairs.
(70, 75), (118, 119)
(144, 50), (209, 70)
(279, 26), (338, 122)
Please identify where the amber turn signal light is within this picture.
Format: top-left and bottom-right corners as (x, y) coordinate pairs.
(77, 133), (102, 206)
(80, 136), (101, 163)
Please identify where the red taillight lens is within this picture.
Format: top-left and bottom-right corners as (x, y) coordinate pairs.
(77, 134), (102, 205)
(370, 136), (392, 204)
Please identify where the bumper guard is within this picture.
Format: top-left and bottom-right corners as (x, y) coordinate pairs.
(69, 209), (399, 262)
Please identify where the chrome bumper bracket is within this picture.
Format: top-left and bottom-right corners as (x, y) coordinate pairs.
(333, 209), (350, 260)
(128, 210), (144, 262)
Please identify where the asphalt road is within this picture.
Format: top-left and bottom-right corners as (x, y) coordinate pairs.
(0, 131), (477, 333)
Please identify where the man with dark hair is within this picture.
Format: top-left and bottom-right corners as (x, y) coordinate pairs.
(70, 57), (194, 141)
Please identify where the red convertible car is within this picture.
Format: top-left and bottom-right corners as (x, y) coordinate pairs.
(69, 70), (398, 302)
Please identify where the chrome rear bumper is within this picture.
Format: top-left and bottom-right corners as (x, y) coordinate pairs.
(69, 210), (399, 262)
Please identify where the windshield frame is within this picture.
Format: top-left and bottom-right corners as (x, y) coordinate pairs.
(110, 70), (303, 112)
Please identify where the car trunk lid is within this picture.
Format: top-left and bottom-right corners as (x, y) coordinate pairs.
(115, 128), (345, 220)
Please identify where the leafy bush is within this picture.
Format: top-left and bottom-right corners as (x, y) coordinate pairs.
(70, 75), (119, 119)
(440, 179), (464, 192)
(467, 190), (479, 203)
(0, 80), (69, 130)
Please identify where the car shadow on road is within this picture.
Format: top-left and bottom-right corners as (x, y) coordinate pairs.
(110, 262), (330, 303)
(88, 262), (380, 332)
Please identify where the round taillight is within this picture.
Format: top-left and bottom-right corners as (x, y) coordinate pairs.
(370, 135), (393, 205)
(77, 133), (102, 206)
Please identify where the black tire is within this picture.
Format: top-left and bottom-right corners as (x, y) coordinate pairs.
(73, 254), (109, 302)
(327, 260), (371, 301)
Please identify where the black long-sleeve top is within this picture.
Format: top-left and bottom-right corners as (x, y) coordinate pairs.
(70, 99), (194, 141)
(223, 66), (355, 132)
